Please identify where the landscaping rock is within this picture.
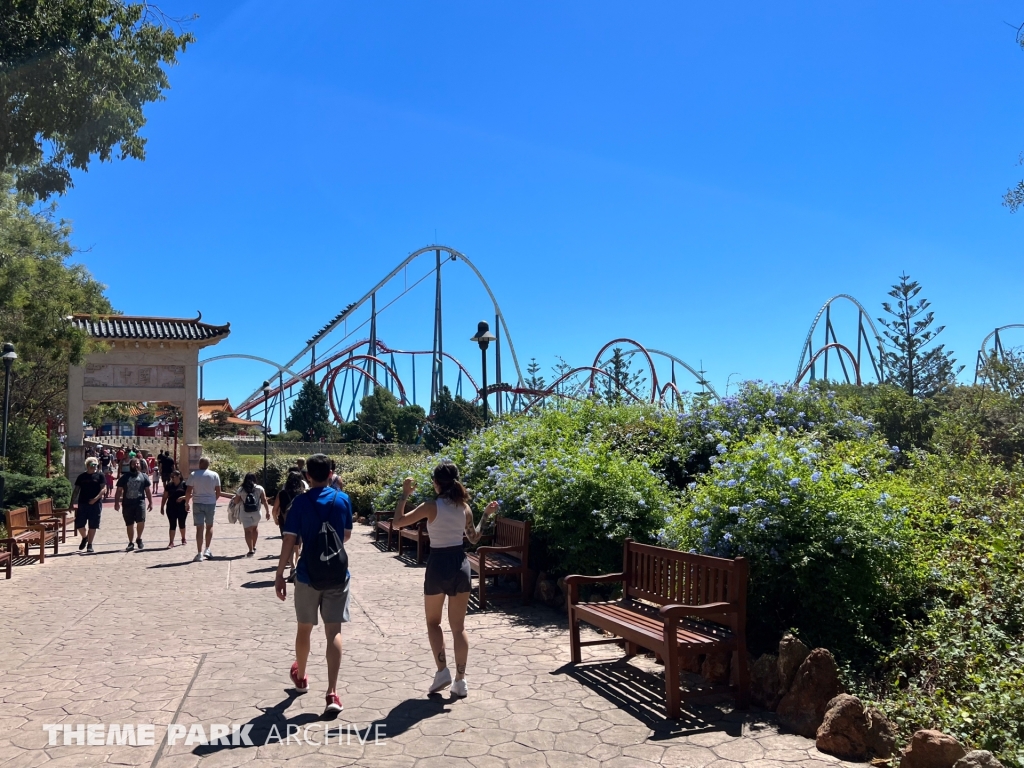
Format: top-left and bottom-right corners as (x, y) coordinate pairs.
(778, 633), (810, 693)
(680, 653), (703, 673)
(816, 694), (869, 760)
(535, 575), (561, 607)
(865, 706), (897, 759)
(953, 751), (1004, 768)
(900, 729), (967, 768)
(700, 651), (730, 684)
(776, 647), (840, 737)
(750, 653), (781, 709)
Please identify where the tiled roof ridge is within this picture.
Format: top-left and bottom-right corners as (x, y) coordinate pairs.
(71, 312), (230, 341)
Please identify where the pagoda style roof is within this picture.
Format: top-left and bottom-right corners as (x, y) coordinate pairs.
(71, 313), (230, 343)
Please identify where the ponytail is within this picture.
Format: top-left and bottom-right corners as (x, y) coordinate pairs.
(432, 460), (469, 506)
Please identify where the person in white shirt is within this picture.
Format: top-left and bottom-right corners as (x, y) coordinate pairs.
(184, 457), (222, 562)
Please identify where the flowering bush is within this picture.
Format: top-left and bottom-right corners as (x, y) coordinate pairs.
(663, 430), (922, 660)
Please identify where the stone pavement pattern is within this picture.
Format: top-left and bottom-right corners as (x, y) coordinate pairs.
(0, 494), (863, 767)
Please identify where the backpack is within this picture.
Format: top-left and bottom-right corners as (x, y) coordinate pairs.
(243, 488), (259, 513)
(302, 491), (349, 590)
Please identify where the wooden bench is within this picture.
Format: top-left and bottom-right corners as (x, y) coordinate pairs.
(398, 520), (429, 564)
(32, 498), (70, 543)
(0, 539), (12, 579)
(372, 514), (395, 548)
(467, 517), (531, 610)
(4, 507), (59, 564)
(565, 538), (749, 718)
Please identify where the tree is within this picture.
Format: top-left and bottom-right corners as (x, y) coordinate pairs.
(1, 1), (194, 199)
(84, 401), (137, 435)
(0, 179), (113, 472)
(525, 357), (546, 391)
(285, 380), (332, 440)
(977, 348), (1024, 400)
(422, 386), (483, 451)
(600, 347), (647, 404)
(877, 273), (962, 398)
(551, 356), (573, 396)
(352, 386), (426, 443)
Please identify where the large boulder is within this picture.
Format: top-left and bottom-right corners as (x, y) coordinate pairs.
(750, 653), (781, 710)
(778, 633), (810, 693)
(900, 730), (967, 768)
(776, 648), (840, 737)
(815, 694), (896, 760)
(953, 751), (1004, 768)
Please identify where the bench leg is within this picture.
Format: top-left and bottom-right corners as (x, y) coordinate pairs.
(478, 569), (488, 611)
(567, 604), (581, 663)
(520, 570), (530, 605)
(624, 641), (639, 658)
(663, 628), (681, 719)
(38, 538), (45, 564)
(416, 535), (425, 564)
(734, 648), (750, 710)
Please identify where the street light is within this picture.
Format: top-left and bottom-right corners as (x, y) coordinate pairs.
(262, 380), (272, 485)
(2, 343), (17, 460)
(470, 321), (497, 425)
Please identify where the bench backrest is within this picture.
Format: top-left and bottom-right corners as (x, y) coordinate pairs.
(5, 507), (30, 531)
(33, 498), (53, 518)
(492, 517), (530, 555)
(623, 539), (747, 609)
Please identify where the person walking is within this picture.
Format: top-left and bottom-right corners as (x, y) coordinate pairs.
(158, 450), (175, 491)
(328, 460), (345, 492)
(392, 460), (496, 699)
(114, 458), (153, 551)
(274, 454), (352, 719)
(184, 456), (221, 562)
(71, 457), (105, 554)
(231, 472), (271, 557)
(272, 471), (305, 581)
(161, 469), (189, 548)
(146, 452), (158, 493)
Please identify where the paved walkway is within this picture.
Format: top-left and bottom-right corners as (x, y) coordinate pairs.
(0, 494), (859, 767)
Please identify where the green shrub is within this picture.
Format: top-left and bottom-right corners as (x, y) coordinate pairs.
(1, 471), (72, 510)
(663, 431), (922, 660)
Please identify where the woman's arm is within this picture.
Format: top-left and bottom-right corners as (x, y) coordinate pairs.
(262, 489), (272, 518)
(392, 477), (434, 529)
(271, 496), (281, 525)
(160, 492), (168, 515)
(464, 501), (499, 544)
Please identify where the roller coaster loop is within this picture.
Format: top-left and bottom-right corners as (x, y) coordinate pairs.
(590, 338), (660, 403)
(975, 324), (1024, 385)
(795, 294), (885, 385)
(795, 343), (861, 387)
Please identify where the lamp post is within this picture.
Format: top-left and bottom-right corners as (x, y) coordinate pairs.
(470, 321), (497, 425)
(262, 380), (272, 485)
(2, 343), (17, 460)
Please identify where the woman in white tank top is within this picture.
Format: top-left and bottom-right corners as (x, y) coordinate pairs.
(392, 460), (497, 699)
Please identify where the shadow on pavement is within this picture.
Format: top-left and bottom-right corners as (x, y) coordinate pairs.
(554, 659), (743, 740)
(239, 580), (275, 589)
(148, 560), (195, 569)
(369, 696), (451, 739)
(191, 692), (317, 755)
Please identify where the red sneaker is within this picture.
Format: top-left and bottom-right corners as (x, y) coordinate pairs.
(290, 662), (309, 693)
(323, 692), (343, 720)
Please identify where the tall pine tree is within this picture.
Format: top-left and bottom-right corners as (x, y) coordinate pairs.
(877, 274), (962, 398)
(285, 380), (332, 439)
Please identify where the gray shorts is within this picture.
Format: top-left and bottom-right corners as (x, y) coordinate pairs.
(424, 546), (471, 596)
(239, 509), (261, 528)
(294, 579), (350, 626)
(193, 502), (216, 527)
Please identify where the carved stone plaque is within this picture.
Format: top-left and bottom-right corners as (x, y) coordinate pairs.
(83, 364), (186, 389)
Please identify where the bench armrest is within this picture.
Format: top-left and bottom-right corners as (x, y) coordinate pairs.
(476, 545), (523, 555)
(564, 572), (625, 586)
(0, 538), (15, 551)
(659, 602), (735, 620)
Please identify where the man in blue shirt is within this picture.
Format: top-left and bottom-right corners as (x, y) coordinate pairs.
(275, 453), (352, 719)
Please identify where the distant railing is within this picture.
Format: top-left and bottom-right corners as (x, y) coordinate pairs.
(229, 441), (427, 457)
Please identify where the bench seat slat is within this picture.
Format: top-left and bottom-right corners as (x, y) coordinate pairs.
(575, 602), (735, 649)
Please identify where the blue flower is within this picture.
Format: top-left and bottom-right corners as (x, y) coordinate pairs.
(980, 515), (992, 524)
(726, 479), (738, 488)
(729, 506), (740, 514)
(811, 472), (822, 482)
(717, 443), (728, 455)
(722, 532), (733, 542)
(638, 500), (647, 508)
(788, 478), (800, 488)
(948, 495), (961, 505)
(780, 498), (790, 506)
(834, 536), (844, 545)
(826, 511), (838, 521)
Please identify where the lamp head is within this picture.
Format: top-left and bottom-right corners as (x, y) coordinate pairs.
(2, 342), (16, 363)
(470, 321), (497, 351)
(262, 380), (271, 396)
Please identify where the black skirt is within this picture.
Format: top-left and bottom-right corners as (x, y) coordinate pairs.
(424, 545), (471, 596)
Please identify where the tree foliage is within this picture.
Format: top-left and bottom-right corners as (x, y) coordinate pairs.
(0, 180), (112, 472)
(600, 347), (647, 404)
(525, 357), (546, 391)
(877, 273), (962, 398)
(285, 380), (331, 440)
(351, 386), (425, 443)
(1, 1), (194, 199)
(422, 386), (482, 451)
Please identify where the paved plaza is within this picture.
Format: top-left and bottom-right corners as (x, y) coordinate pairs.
(0, 494), (860, 768)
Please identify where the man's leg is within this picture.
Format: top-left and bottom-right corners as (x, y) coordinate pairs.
(324, 623), (342, 695)
(294, 623), (314, 679)
(125, 523), (135, 543)
(204, 523), (214, 551)
(136, 519), (145, 539)
(424, 594), (447, 671)
(195, 525), (204, 554)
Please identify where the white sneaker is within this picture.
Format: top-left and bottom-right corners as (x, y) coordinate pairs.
(451, 678), (468, 698)
(203, 548), (212, 559)
(193, 553), (204, 562)
(428, 668), (452, 694)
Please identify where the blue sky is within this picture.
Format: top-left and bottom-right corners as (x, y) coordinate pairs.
(56, 1), (1024, 414)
